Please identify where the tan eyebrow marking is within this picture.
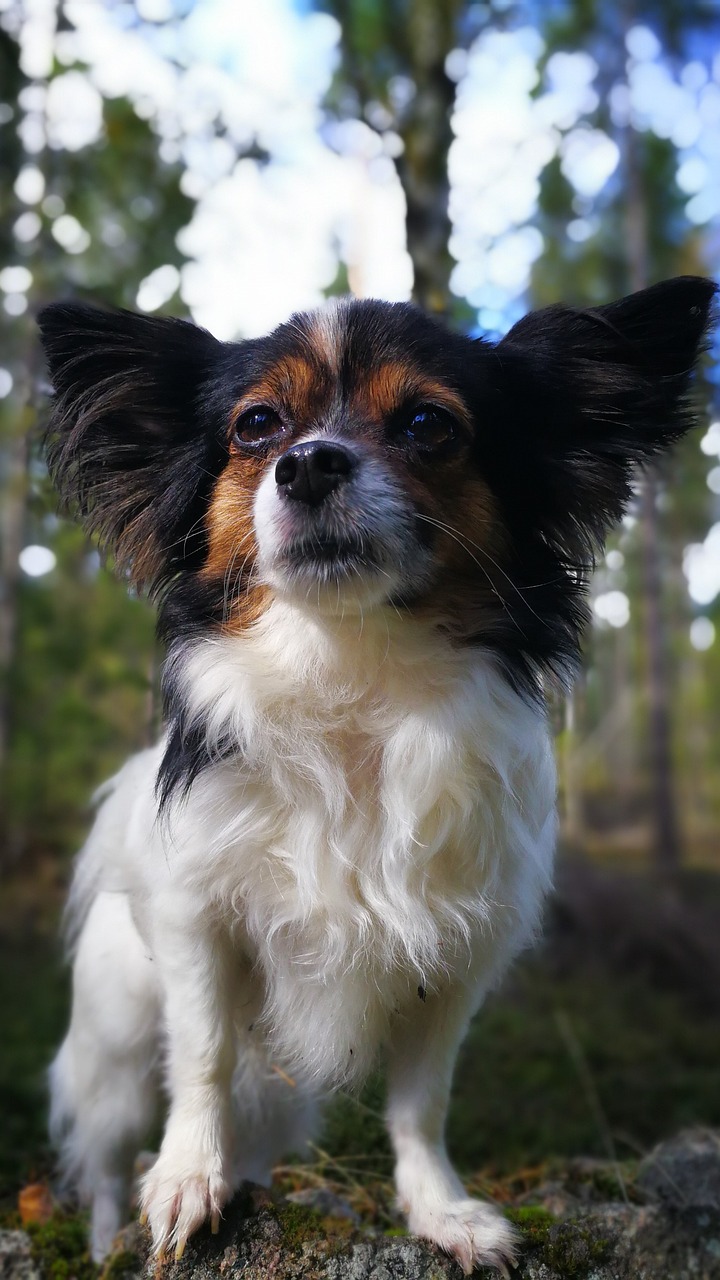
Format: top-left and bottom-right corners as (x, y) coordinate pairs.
(229, 354), (331, 433)
(229, 353), (319, 422)
(357, 361), (472, 425)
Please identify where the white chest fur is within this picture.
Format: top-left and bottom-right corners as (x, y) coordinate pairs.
(151, 602), (557, 1085)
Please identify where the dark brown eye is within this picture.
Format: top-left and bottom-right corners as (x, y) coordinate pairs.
(395, 405), (457, 451)
(232, 406), (283, 446)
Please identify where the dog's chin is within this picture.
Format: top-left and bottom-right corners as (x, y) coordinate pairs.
(261, 542), (397, 613)
(258, 534), (430, 615)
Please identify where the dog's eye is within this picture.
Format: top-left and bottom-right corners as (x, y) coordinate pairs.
(396, 405), (457, 451)
(233, 407), (283, 446)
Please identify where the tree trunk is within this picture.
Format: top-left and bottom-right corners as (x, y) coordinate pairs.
(395, 0), (462, 313)
(624, 121), (682, 875)
(327, 0), (463, 313)
(0, 426), (28, 785)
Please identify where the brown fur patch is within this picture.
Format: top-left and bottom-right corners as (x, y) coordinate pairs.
(201, 454), (270, 631)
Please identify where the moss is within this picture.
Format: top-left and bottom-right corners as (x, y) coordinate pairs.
(271, 1198), (357, 1264)
(505, 1204), (556, 1243)
(27, 1212), (96, 1280)
(274, 1199), (325, 1250)
(275, 1201), (351, 1248)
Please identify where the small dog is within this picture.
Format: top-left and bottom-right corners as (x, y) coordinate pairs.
(39, 278), (714, 1272)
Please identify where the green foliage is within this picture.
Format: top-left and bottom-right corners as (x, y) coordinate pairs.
(4, 516), (156, 853)
(528, 0), (720, 867)
(448, 963), (720, 1173)
(0, 30), (24, 263)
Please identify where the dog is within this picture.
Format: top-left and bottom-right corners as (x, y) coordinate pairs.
(38, 277), (714, 1273)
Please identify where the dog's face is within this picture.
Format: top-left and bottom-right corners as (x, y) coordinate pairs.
(205, 300), (501, 620)
(39, 279), (715, 693)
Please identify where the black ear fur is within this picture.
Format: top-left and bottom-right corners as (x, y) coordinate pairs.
(495, 275), (717, 561)
(38, 302), (223, 592)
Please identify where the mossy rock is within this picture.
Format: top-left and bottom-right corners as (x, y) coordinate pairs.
(26, 1213), (96, 1280)
(534, 1220), (611, 1277)
(273, 1197), (356, 1259)
(14, 1132), (720, 1280)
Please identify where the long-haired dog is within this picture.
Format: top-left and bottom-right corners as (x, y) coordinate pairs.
(39, 277), (715, 1272)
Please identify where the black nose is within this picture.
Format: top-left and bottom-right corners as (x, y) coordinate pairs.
(275, 441), (355, 506)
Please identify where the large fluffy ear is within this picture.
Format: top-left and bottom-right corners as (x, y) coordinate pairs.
(38, 302), (223, 592)
(493, 276), (717, 559)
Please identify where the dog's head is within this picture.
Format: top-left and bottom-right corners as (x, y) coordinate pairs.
(39, 278), (715, 694)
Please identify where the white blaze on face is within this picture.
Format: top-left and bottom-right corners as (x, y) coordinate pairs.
(250, 297), (442, 613)
(252, 436), (434, 614)
(306, 298), (348, 374)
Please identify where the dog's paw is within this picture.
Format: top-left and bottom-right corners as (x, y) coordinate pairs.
(406, 1198), (520, 1276)
(139, 1151), (232, 1259)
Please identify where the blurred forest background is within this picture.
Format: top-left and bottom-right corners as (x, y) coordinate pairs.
(2, 0), (720, 1222)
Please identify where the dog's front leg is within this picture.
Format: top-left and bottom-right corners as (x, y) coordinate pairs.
(385, 982), (519, 1276)
(139, 898), (236, 1259)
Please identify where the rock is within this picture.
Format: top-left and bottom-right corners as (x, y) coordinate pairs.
(516, 1203), (720, 1279)
(12, 1130), (720, 1278)
(0, 1232), (40, 1280)
(638, 1128), (720, 1210)
(125, 1163), (720, 1280)
(132, 1185), (460, 1279)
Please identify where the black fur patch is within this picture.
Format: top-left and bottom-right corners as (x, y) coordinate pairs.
(38, 302), (226, 593)
(155, 669), (237, 812)
(476, 276), (717, 692)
